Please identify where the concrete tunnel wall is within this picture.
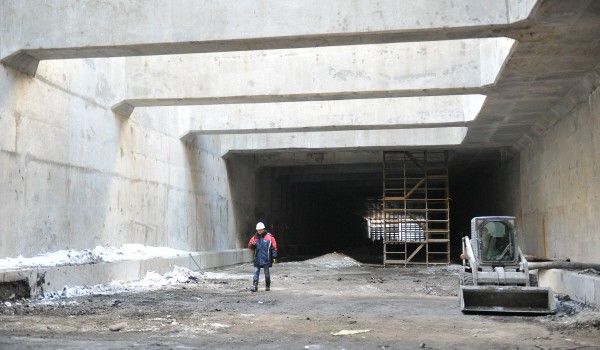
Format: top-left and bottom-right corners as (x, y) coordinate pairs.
(251, 82), (600, 265)
(2, 56), (599, 266)
(457, 86), (600, 303)
(0, 58), (259, 261)
(453, 85), (600, 265)
(519, 86), (600, 264)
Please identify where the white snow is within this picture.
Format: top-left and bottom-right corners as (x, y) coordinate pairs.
(40, 265), (205, 301)
(0, 244), (190, 269)
(0, 244), (200, 302)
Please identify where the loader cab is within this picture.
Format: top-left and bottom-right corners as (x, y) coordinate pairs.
(476, 218), (516, 265)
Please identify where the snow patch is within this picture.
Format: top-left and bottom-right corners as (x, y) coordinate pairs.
(39, 266), (204, 301)
(0, 244), (190, 270)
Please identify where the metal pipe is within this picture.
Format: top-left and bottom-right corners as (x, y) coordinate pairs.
(528, 261), (600, 271)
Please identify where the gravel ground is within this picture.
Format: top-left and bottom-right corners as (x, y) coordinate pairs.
(1, 253), (599, 349)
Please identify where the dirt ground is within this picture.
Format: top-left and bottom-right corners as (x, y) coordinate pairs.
(1, 253), (599, 350)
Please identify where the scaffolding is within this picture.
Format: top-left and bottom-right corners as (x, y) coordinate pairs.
(382, 151), (450, 266)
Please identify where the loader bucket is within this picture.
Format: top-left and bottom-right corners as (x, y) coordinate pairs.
(460, 285), (555, 314)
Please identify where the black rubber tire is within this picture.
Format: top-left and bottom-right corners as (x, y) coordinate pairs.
(462, 273), (474, 286)
(529, 273), (538, 287)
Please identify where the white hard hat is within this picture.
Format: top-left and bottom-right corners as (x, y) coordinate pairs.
(256, 222), (266, 230)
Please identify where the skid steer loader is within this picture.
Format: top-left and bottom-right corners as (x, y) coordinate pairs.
(459, 216), (555, 314)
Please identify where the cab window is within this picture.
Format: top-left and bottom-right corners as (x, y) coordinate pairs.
(479, 221), (514, 262)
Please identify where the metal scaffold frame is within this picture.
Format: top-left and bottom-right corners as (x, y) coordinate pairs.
(382, 150), (450, 266)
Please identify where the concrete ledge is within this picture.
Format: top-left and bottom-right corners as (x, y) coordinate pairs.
(220, 127), (469, 156)
(111, 101), (136, 118)
(538, 269), (600, 307)
(0, 50), (40, 76)
(0, 248), (252, 299)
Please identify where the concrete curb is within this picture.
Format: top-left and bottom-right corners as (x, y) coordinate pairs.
(0, 248), (253, 299)
(539, 269), (600, 307)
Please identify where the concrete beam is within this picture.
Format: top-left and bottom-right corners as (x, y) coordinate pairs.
(108, 38), (513, 117)
(178, 95), (485, 137)
(219, 127), (468, 157)
(1, 0), (537, 75)
(252, 151), (384, 168)
(112, 89), (488, 119)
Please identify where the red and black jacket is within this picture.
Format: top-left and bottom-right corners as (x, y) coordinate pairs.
(248, 232), (278, 267)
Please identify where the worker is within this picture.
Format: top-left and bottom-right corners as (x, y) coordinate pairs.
(247, 222), (278, 292)
(482, 226), (511, 261)
(480, 226), (499, 260)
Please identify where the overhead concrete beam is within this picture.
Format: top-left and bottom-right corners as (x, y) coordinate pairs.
(1, 0), (538, 75)
(112, 89), (488, 119)
(108, 38), (513, 117)
(178, 95), (486, 137)
(251, 151), (384, 168)
(219, 127), (468, 157)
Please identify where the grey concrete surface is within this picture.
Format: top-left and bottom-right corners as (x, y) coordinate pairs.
(519, 86), (600, 262)
(1, 0), (536, 75)
(107, 37), (513, 117)
(0, 249), (252, 297)
(179, 95), (485, 136)
(218, 128), (468, 156)
(1, 0), (600, 309)
(540, 269), (600, 306)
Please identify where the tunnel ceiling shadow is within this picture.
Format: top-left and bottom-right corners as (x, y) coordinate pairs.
(235, 147), (513, 215)
(229, 147), (514, 262)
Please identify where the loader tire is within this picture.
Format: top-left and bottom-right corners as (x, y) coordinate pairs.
(529, 273), (538, 287)
(461, 274), (474, 286)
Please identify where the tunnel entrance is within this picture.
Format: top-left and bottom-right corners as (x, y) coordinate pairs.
(251, 148), (513, 265)
(253, 151), (448, 265)
(286, 177), (382, 263)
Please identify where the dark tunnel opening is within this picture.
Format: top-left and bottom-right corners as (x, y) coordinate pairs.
(252, 148), (515, 265)
(287, 179), (382, 263)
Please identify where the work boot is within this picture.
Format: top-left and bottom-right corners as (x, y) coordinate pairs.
(250, 280), (258, 292)
(266, 279), (271, 291)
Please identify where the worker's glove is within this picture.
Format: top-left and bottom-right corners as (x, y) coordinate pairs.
(272, 259), (278, 264)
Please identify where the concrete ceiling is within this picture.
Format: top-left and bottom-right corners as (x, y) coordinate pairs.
(247, 0), (600, 178)
(132, 0), (599, 175)
(2, 0), (600, 179)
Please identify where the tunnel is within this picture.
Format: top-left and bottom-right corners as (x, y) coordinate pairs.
(229, 146), (513, 265)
